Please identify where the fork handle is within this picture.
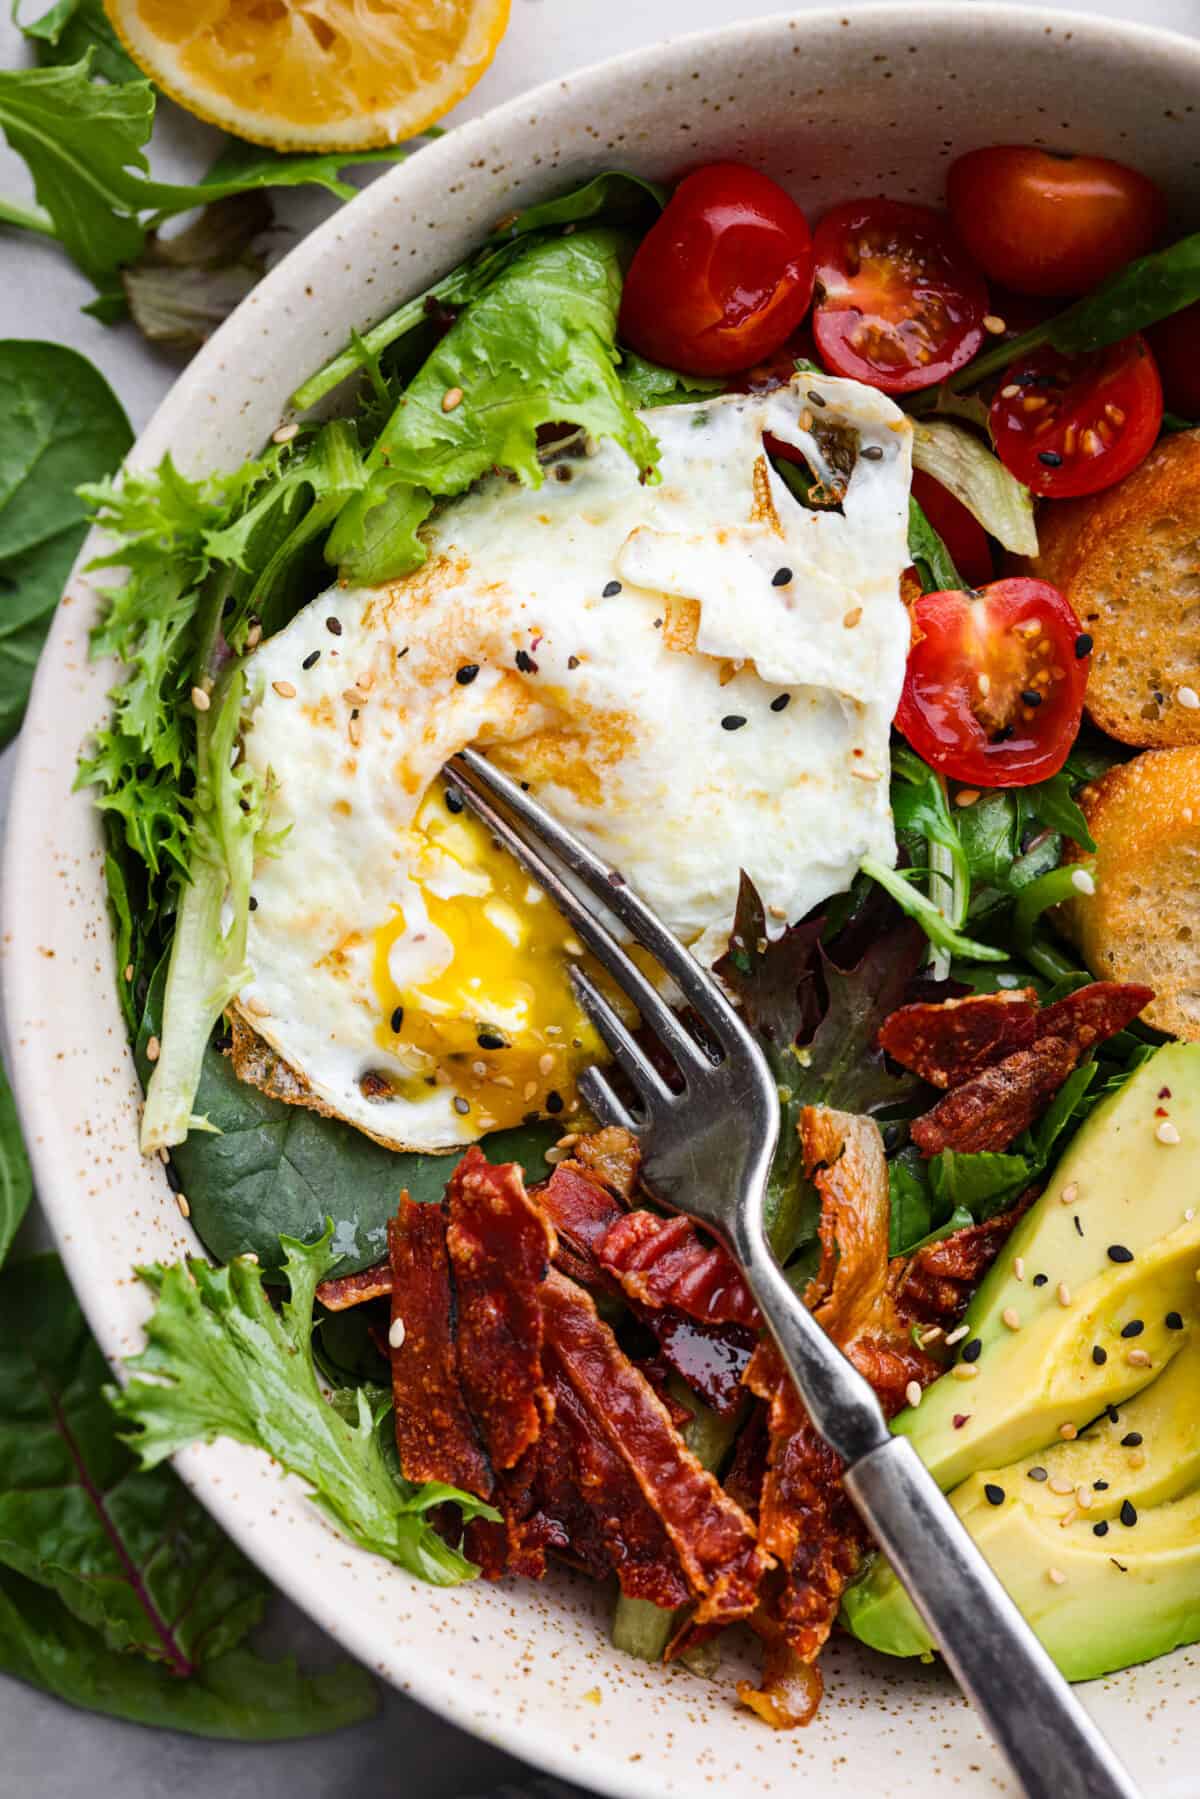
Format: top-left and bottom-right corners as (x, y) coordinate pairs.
(844, 1439), (1141, 1799)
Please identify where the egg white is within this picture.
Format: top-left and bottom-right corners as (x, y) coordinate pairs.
(235, 376), (913, 1151)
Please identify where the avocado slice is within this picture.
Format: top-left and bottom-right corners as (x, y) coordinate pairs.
(843, 1340), (1200, 1680)
(895, 1043), (1200, 1491)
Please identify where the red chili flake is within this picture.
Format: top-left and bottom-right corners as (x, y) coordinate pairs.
(1155, 1106), (1169, 1117)
(953, 1414), (970, 1430)
(1159, 1086), (1173, 1100)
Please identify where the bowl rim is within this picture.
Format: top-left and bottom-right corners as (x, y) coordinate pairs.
(7, 5), (1200, 1793)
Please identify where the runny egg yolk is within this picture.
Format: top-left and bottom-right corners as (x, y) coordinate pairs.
(372, 784), (605, 1132)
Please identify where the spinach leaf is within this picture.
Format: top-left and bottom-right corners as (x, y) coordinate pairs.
(888, 1148), (932, 1255)
(0, 1253), (375, 1737)
(13, 0), (138, 81)
(113, 1227), (498, 1581)
(928, 1149), (1031, 1219)
(907, 494), (961, 592)
(0, 1570), (374, 1739)
(0, 342), (132, 747)
(0, 1065), (32, 1268)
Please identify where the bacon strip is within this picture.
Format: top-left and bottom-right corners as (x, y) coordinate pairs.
(599, 1210), (761, 1329)
(1037, 980), (1153, 1053)
(890, 1190), (1038, 1332)
(910, 1035), (1079, 1156)
(445, 1148), (555, 1473)
(315, 1262), (393, 1312)
(388, 1199), (492, 1498)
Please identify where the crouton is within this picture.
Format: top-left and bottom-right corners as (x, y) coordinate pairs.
(1025, 430), (1200, 747)
(1060, 748), (1200, 1040)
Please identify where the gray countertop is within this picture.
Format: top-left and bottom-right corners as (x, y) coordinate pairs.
(1, 0), (1196, 1791)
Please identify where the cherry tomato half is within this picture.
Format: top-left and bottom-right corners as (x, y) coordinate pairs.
(896, 578), (1090, 787)
(1147, 300), (1200, 419)
(811, 199), (987, 394)
(619, 164), (815, 377)
(947, 147), (1164, 299)
(910, 471), (994, 590)
(990, 335), (1163, 499)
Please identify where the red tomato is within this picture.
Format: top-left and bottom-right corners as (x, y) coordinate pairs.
(990, 335), (1163, 499)
(896, 578), (1090, 787)
(947, 147), (1164, 299)
(1147, 301), (1200, 419)
(619, 164), (815, 377)
(910, 471), (994, 590)
(811, 199), (987, 393)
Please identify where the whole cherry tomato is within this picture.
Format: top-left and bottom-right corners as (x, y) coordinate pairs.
(896, 578), (1091, 787)
(990, 335), (1163, 498)
(947, 146), (1164, 298)
(1147, 300), (1200, 419)
(811, 198), (987, 394)
(910, 471), (994, 590)
(619, 164), (815, 377)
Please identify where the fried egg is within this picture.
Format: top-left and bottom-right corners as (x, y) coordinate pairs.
(235, 375), (913, 1152)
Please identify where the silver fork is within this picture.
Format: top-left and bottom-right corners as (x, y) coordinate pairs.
(447, 746), (1140, 1799)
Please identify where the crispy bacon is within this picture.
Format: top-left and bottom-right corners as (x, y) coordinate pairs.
(315, 1261), (393, 1312)
(599, 1211), (761, 1329)
(445, 1148), (555, 1472)
(891, 1190), (1038, 1331)
(645, 1310), (755, 1418)
(910, 1035), (1078, 1156)
(568, 1124), (641, 1199)
(388, 1200), (492, 1499)
(537, 1158), (625, 1284)
(880, 980), (1152, 1094)
(738, 1617), (825, 1730)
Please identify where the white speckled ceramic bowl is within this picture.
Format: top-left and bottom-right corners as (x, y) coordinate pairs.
(7, 7), (1200, 1792)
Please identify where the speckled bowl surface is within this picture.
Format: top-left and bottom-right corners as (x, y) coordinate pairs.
(6, 6), (1200, 1793)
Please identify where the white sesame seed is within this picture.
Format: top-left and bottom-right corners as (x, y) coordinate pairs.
(1047, 1567), (1067, 1585)
(1049, 1477), (1074, 1496)
(1013, 1256), (1025, 1281)
(246, 622), (263, 649)
(1001, 383), (1021, 399)
(272, 680), (296, 699)
(556, 1133), (579, 1151)
(244, 996), (270, 1017)
(538, 1052), (556, 1077)
(563, 937), (584, 957)
(1129, 1449), (1147, 1469)
(1059, 1506), (1080, 1529)
(1060, 1181), (1079, 1206)
(1070, 868), (1096, 896)
(1002, 1307), (1021, 1331)
(1185, 1208), (1196, 1222)
(146, 1035), (160, 1063)
(442, 385), (464, 413)
(1126, 1348), (1152, 1368)
(471, 1061), (487, 1077)
(190, 685), (211, 713)
(272, 422), (300, 444)
(1176, 685), (1200, 710)
(955, 787), (981, 807)
(1156, 1118), (1181, 1145)
(523, 1081), (538, 1101)
(1059, 1422), (1078, 1441)
(944, 1324), (969, 1346)
(543, 1146), (567, 1164)
(388, 1317), (406, 1349)
(158, 1147), (169, 1164)
(1076, 1486), (1092, 1510)
(1057, 1281), (1072, 1308)
(952, 1364), (978, 1381)
(905, 1380), (923, 1409)
(123, 963), (134, 983)
(920, 1324), (943, 1345)
(177, 1193), (191, 1219)
(983, 314), (1006, 335)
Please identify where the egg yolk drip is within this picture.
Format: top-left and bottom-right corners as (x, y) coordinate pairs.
(373, 784), (605, 1133)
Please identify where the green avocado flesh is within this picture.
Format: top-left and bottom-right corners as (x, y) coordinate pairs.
(843, 1043), (1200, 1681)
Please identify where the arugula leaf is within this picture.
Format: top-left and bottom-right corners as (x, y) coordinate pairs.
(0, 1253), (375, 1737)
(0, 1570), (374, 1738)
(13, 0), (138, 81)
(113, 1227), (496, 1581)
(619, 353), (723, 410)
(496, 169), (666, 236)
(928, 1149), (1031, 1220)
(1022, 771), (1096, 852)
(0, 342), (132, 747)
(888, 1148), (933, 1255)
(860, 856), (1008, 963)
(0, 1065), (32, 1269)
(911, 418), (1037, 557)
(907, 494), (961, 592)
(329, 229), (659, 584)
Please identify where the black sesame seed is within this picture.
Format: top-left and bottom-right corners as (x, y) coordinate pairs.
(1094, 1479), (1109, 1490)
(993, 724), (1015, 742)
(302, 649), (320, 670)
(248, 895), (258, 912)
(1111, 1557), (1129, 1572)
(1074, 632), (1093, 658)
(453, 1096), (470, 1116)
(325, 616), (342, 636)
(1107, 1404), (1121, 1424)
(721, 715), (748, 731)
(390, 1006), (404, 1034)
(1120, 1500), (1138, 1527)
(1092, 1345), (1108, 1365)
(1107, 1244), (1134, 1264)
(770, 693), (791, 713)
(1093, 1521), (1109, 1537)
(546, 1090), (563, 1114)
(806, 390), (827, 408)
(1038, 450), (1064, 467)
(1027, 1466), (1049, 1483)
(456, 664), (480, 686)
(476, 1031), (506, 1050)
(861, 444), (884, 461)
(1120, 1320), (1144, 1339)
(522, 1110), (540, 1126)
(1166, 1311), (1184, 1331)
(983, 1483), (1005, 1507)
(1121, 1432), (1143, 1448)
(962, 1338), (982, 1363)
(445, 788), (464, 814)
(1074, 1214), (1084, 1237)
(1033, 1273), (1049, 1287)
(1021, 688), (1043, 707)
(163, 1158), (182, 1194)
(771, 567), (793, 587)
(602, 580), (622, 598)
(515, 649), (536, 674)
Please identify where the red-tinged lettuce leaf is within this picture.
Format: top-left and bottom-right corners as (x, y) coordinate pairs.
(0, 1566), (375, 1740)
(716, 872), (825, 1054)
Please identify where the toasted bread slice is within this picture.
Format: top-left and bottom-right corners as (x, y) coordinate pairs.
(1025, 430), (1200, 747)
(1060, 748), (1200, 1040)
